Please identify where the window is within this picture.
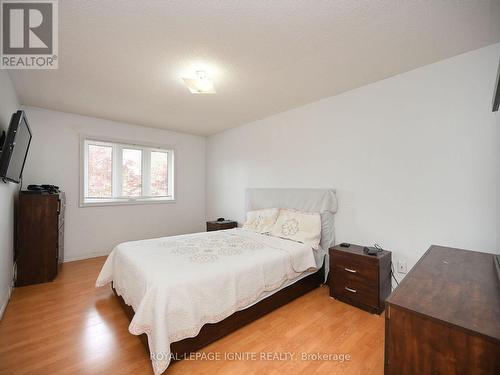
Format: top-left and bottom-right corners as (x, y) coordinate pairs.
(81, 137), (174, 206)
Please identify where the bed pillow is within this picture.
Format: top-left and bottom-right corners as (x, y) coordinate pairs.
(271, 209), (321, 249)
(242, 208), (280, 234)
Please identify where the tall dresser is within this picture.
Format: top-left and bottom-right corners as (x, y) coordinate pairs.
(16, 191), (65, 286)
(385, 245), (500, 375)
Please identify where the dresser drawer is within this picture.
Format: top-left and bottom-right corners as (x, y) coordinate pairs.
(331, 251), (378, 282)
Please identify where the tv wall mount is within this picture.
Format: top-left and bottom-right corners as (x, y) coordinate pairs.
(0, 130), (5, 156)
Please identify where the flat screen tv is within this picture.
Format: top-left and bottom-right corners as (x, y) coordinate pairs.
(0, 110), (32, 184)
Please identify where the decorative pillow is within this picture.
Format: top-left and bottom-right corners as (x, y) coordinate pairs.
(271, 209), (321, 249)
(242, 208), (280, 234)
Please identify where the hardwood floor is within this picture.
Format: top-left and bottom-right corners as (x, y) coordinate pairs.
(0, 257), (385, 375)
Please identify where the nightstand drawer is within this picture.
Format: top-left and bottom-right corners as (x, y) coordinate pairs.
(332, 271), (379, 308)
(331, 252), (378, 282)
(333, 283), (379, 308)
(331, 264), (378, 291)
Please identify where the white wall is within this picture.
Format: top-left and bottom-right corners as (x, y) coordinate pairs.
(206, 44), (500, 278)
(22, 107), (206, 261)
(0, 72), (19, 319)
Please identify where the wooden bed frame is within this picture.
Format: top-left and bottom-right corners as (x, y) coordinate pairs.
(113, 264), (325, 358)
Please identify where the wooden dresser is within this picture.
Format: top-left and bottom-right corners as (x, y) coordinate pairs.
(16, 191), (65, 286)
(329, 244), (391, 314)
(385, 245), (500, 375)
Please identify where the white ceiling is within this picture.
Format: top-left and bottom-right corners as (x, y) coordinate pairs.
(8, 0), (500, 136)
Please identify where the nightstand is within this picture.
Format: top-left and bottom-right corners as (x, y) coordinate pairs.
(206, 220), (237, 232)
(329, 244), (391, 314)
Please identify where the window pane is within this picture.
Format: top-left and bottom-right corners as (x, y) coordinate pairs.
(150, 151), (168, 196)
(122, 148), (142, 196)
(87, 144), (112, 198)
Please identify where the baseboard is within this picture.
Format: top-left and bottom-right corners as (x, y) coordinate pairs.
(0, 285), (12, 320)
(63, 250), (110, 263)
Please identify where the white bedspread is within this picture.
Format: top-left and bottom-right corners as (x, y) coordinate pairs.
(95, 228), (317, 374)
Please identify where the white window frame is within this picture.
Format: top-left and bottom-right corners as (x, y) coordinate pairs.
(80, 135), (175, 207)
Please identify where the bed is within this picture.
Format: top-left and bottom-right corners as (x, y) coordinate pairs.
(96, 188), (337, 374)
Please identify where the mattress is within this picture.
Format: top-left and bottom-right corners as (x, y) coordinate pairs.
(96, 228), (319, 375)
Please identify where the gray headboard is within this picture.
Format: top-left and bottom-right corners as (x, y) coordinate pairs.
(246, 188), (337, 214)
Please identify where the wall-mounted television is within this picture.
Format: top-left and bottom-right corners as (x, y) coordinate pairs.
(0, 110), (32, 184)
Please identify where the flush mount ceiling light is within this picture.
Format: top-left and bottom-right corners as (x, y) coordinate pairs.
(182, 71), (216, 94)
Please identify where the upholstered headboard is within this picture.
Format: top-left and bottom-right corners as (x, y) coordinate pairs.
(246, 188), (337, 214)
(245, 188), (338, 266)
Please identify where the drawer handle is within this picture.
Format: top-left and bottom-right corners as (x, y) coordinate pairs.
(345, 287), (357, 293)
(344, 267), (357, 273)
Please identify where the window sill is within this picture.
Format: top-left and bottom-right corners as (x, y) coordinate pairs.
(80, 197), (176, 208)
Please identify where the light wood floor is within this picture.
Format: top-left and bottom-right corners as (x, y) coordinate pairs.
(0, 257), (385, 375)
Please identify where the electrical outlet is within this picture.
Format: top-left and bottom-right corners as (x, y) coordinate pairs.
(397, 260), (407, 274)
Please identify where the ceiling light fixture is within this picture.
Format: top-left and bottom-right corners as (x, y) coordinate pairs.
(182, 71), (216, 94)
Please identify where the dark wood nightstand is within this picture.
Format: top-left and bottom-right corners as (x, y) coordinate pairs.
(206, 220), (237, 232)
(329, 244), (391, 314)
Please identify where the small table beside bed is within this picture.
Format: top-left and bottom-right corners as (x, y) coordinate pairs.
(96, 188), (338, 374)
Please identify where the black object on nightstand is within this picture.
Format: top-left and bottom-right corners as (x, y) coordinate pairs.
(329, 244), (391, 314)
(206, 220), (237, 232)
